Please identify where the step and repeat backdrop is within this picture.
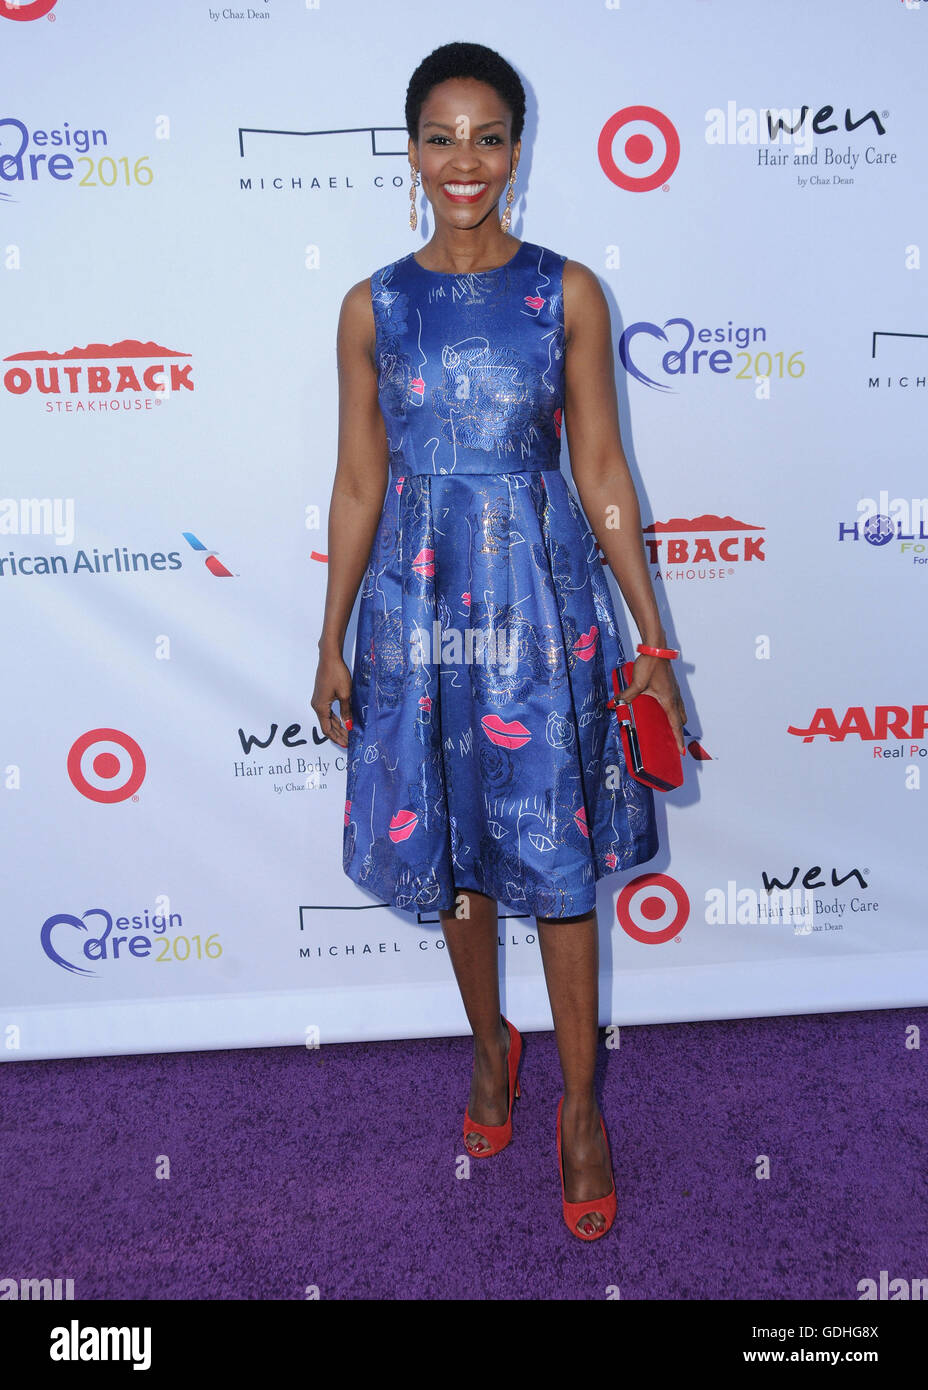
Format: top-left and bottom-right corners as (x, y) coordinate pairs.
(2, 0), (925, 1062)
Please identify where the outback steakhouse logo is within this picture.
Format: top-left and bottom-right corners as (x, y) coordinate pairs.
(3, 338), (194, 409)
(641, 514), (765, 570)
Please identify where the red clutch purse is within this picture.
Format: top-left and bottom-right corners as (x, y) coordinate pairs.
(606, 661), (684, 792)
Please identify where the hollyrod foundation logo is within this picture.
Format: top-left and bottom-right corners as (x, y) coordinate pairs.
(2, 339), (193, 410)
(641, 514), (765, 582)
(838, 491), (928, 568)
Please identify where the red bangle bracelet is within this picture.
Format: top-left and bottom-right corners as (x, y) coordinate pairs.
(636, 643), (679, 659)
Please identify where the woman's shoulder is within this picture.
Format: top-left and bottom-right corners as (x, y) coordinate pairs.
(559, 256), (610, 319)
(559, 254), (603, 288)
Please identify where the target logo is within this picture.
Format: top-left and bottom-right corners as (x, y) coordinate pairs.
(598, 106), (680, 192)
(616, 873), (689, 944)
(67, 728), (146, 803)
(0, 0), (57, 19)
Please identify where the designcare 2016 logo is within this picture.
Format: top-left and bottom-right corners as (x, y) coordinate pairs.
(40, 906), (182, 976)
(2, 339), (194, 411)
(618, 315), (803, 392)
(0, 114), (157, 206)
(39, 902), (224, 979)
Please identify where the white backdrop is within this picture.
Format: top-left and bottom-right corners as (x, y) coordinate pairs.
(2, 0), (926, 1063)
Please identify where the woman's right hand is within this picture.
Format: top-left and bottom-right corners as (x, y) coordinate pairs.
(311, 649), (353, 748)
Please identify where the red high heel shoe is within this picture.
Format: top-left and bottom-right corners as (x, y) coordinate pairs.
(462, 1016), (522, 1157)
(556, 1095), (617, 1240)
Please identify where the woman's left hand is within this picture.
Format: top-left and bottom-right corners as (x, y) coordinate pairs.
(617, 654), (688, 756)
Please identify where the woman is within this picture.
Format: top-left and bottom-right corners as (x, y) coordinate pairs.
(312, 41), (686, 1241)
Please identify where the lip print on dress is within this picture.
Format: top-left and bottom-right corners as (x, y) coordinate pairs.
(574, 806), (589, 837)
(481, 714), (532, 749)
(395, 477), (405, 494)
(389, 809), (419, 842)
(410, 376), (425, 402)
(524, 295), (545, 311)
(573, 625), (600, 661)
(344, 798), (351, 826)
(411, 547), (434, 577)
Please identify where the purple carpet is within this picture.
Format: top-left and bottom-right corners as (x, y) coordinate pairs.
(1, 1007), (924, 1300)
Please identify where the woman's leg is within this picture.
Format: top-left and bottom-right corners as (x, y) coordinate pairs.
(439, 889), (511, 1155)
(536, 909), (613, 1235)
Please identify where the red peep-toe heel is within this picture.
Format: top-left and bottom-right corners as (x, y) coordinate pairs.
(556, 1095), (617, 1240)
(462, 1016), (522, 1158)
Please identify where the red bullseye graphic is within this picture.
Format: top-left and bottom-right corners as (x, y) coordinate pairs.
(0, 0), (57, 19)
(616, 872), (689, 944)
(67, 728), (146, 803)
(598, 106), (680, 192)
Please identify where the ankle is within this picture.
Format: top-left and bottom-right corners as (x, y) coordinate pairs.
(562, 1091), (599, 1119)
(473, 1016), (507, 1054)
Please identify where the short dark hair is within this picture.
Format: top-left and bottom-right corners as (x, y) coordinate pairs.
(405, 42), (526, 146)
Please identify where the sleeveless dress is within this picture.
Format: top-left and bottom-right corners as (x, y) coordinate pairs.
(342, 239), (659, 919)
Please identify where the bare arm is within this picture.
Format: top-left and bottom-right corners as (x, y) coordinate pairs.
(311, 277), (389, 745)
(561, 259), (687, 748)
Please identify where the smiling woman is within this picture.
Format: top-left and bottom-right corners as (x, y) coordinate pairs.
(311, 40), (687, 1244)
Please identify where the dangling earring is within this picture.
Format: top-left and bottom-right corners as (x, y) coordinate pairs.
(500, 169), (517, 233)
(409, 165), (419, 230)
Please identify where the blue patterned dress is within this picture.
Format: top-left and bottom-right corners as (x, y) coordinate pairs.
(342, 239), (659, 918)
